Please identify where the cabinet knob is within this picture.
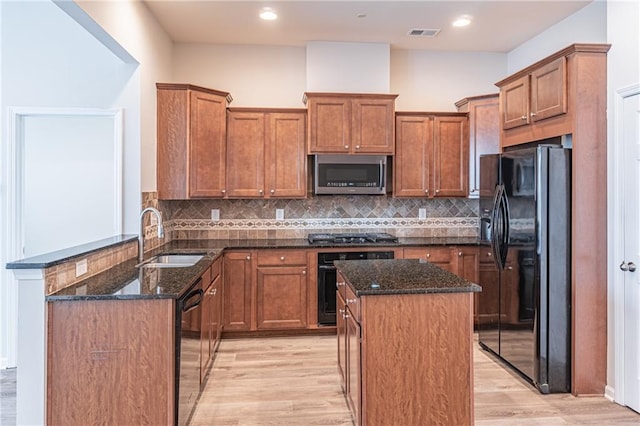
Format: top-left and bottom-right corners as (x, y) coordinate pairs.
(487, 252), (492, 256)
(530, 112), (537, 117)
(259, 189), (264, 194)
(344, 145), (349, 149)
(221, 189), (226, 194)
(458, 251), (462, 256)
(521, 115), (527, 120)
(507, 266), (513, 270)
(425, 189), (429, 195)
(344, 313), (350, 319)
(339, 308), (345, 314)
(426, 253), (431, 258)
(302, 270), (306, 275)
(435, 189), (440, 194)
(270, 189), (275, 194)
(280, 256), (285, 261)
(347, 298), (357, 304)
(246, 256), (251, 260)
(355, 145), (360, 149)
(337, 281), (345, 287)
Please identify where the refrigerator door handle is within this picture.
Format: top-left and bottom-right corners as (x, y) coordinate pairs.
(499, 185), (510, 268)
(490, 185), (503, 269)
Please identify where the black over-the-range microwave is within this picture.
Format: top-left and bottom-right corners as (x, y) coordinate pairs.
(314, 155), (388, 195)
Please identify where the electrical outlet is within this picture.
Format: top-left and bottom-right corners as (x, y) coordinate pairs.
(211, 209), (220, 221)
(276, 209), (285, 220)
(419, 208), (427, 219)
(75, 259), (88, 277)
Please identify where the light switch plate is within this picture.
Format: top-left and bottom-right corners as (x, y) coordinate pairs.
(419, 208), (427, 219)
(75, 259), (88, 277)
(276, 209), (285, 220)
(211, 209), (220, 221)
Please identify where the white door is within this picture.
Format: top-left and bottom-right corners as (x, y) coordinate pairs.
(620, 88), (640, 413)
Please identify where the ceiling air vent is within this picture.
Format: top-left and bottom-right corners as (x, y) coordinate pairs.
(407, 28), (440, 37)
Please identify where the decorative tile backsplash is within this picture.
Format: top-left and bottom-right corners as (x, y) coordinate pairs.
(150, 194), (479, 240)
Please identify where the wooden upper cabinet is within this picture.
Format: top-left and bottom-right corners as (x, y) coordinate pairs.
(455, 94), (500, 199)
(305, 93), (397, 155)
(433, 115), (469, 197)
(156, 83), (230, 200)
(530, 57), (567, 122)
(500, 57), (567, 132)
(226, 108), (307, 199)
(393, 115), (433, 197)
(394, 112), (469, 198)
(267, 112), (307, 198)
(226, 111), (265, 198)
(501, 75), (531, 130)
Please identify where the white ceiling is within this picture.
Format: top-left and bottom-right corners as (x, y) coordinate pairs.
(143, 0), (592, 52)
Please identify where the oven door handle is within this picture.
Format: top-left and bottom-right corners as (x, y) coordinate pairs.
(318, 265), (337, 270)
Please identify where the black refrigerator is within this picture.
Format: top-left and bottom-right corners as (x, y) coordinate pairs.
(478, 144), (571, 394)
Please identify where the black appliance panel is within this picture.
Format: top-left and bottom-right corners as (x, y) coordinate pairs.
(317, 251), (394, 325)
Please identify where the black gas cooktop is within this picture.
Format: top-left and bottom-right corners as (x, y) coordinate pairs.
(307, 232), (398, 245)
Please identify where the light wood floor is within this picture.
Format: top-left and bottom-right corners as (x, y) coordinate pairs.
(2, 335), (639, 425)
(192, 335), (640, 426)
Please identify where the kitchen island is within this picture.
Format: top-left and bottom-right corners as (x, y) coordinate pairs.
(334, 259), (481, 426)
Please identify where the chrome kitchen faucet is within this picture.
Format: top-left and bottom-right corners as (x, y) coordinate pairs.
(139, 207), (164, 262)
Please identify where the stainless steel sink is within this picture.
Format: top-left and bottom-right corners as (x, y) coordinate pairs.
(137, 254), (204, 268)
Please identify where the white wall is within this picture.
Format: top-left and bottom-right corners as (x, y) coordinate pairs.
(391, 50), (506, 111)
(607, 0), (640, 399)
(0, 0), (137, 368)
(507, 0), (607, 73)
(77, 0), (174, 194)
(306, 41), (390, 93)
(173, 43), (307, 108)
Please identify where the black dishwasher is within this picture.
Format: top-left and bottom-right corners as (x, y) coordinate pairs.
(175, 278), (204, 426)
(317, 251), (394, 325)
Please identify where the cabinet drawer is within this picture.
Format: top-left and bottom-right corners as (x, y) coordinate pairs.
(257, 250), (307, 266)
(403, 247), (451, 262)
(345, 284), (360, 323)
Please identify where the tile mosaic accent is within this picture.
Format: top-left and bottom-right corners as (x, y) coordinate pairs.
(157, 196), (480, 240)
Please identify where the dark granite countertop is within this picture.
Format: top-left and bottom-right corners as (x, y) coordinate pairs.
(6, 235), (138, 269)
(32, 236), (481, 302)
(334, 259), (482, 296)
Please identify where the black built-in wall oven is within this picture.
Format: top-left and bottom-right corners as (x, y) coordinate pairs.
(317, 251), (394, 325)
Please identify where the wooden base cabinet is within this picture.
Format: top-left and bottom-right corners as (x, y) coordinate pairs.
(337, 273), (474, 426)
(47, 299), (175, 425)
(223, 249), (310, 333)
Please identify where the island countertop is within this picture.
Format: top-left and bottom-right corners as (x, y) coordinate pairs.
(334, 258), (482, 296)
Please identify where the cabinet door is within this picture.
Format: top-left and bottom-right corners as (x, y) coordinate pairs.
(226, 112), (265, 198)
(307, 97), (351, 153)
(531, 57), (567, 122)
(394, 115), (432, 197)
(336, 289), (347, 384)
(351, 97), (395, 154)
(501, 75), (530, 130)
(462, 95), (500, 198)
(223, 251), (253, 331)
(266, 112), (307, 198)
(256, 266), (308, 329)
(189, 90), (227, 198)
(433, 115), (469, 197)
(346, 310), (361, 426)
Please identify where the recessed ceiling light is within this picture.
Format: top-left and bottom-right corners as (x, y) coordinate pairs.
(260, 7), (278, 21)
(356, 13), (367, 19)
(452, 15), (472, 27)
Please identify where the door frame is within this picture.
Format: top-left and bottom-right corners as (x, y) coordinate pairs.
(610, 83), (640, 405)
(0, 107), (123, 369)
